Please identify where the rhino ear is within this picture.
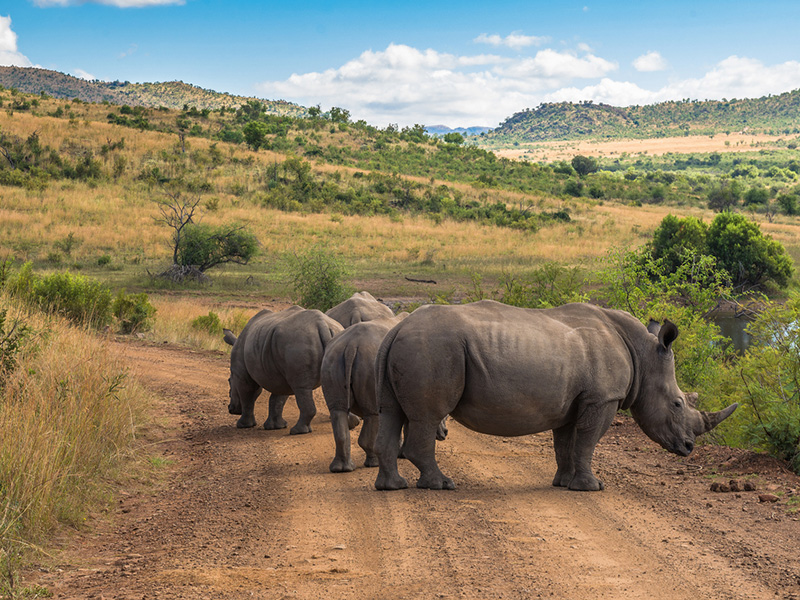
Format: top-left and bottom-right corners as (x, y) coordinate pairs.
(647, 319), (661, 336)
(658, 319), (679, 351)
(684, 392), (699, 408)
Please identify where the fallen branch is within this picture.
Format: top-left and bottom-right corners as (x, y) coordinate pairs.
(405, 276), (437, 284)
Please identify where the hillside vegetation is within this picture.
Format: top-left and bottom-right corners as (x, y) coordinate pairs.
(0, 66), (303, 115)
(481, 89), (800, 145)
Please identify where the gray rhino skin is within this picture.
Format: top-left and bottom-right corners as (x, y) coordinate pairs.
(374, 300), (738, 492)
(325, 291), (394, 328)
(320, 315), (406, 473)
(224, 306), (344, 434)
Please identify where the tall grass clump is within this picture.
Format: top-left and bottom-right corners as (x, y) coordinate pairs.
(0, 297), (150, 593)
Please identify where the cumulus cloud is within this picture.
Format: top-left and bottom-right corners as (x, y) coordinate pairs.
(633, 51), (668, 72)
(72, 68), (96, 80)
(0, 15), (33, 67)
(474, 32), (548, 51)
(33, 0), (184, 7)
(256, 41), (800, 128)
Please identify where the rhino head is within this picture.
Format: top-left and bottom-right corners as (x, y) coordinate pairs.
(629, 319), (738, 456)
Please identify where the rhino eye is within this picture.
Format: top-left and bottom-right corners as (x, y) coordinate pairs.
(673, 400), (682, 408)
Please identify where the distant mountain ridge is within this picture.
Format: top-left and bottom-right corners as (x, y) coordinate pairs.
(0, 66), (304, 116)
(483, 90), (800, 143)
(425, 124), (492, 137)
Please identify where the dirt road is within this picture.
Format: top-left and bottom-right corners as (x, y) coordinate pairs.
(31, 339), (800, 599)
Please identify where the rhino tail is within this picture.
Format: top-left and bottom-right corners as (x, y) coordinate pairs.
(343, 344), (357, 409)
(223, 328), (238, 346)
(375, 322), (404, 417)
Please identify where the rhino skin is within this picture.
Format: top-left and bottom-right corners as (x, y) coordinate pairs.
(320, 315), (406, 473)
(325, 291), (394, 328)
(224, 306), (344, 434)
(374, 300), (737, 492)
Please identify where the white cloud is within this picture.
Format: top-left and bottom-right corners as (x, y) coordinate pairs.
(33, 0), (184, 7)
(256, 43), (800, 128)
(72, 68), (96, 80)
(0, 15), (33, 67)
(633, 51), (668, 72)
(474, 32), (549, 51)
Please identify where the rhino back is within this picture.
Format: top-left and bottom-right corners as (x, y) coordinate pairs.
(385, 301), (636, 436)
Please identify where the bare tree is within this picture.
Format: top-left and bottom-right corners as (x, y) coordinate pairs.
(153, 186), (201, 265)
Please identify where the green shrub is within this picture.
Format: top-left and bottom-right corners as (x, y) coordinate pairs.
(112, 291), (156, 334)
(0, 308), (30, 385)
(286, 246), (354, 312)
(176, 223), (259, 272)
(7, 264), (112, 328)
(97, 254), (112, 267)
(191, 311), (223, 335)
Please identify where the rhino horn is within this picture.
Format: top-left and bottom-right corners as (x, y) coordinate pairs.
(695, 403), (739, 435)
(223, 329), (238, 346)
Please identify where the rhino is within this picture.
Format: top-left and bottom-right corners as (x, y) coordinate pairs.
(374, 300), (737, 492)
(325, 291), (394, 328)
(320, 315), (407, 472)
(223, 306), (344, 434)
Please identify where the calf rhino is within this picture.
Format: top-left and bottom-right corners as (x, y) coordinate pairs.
(320, 315), (406, 472)
(224, 306), (343, 434)
(325, 291), (394, 328)
(374, 300), (737, 492)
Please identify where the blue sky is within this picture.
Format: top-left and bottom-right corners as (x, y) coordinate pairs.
(2, 0), (800, 128)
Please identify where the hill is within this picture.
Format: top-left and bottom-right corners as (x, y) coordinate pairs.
(481, 90), (800, 144)
(0, 66), (304, 116)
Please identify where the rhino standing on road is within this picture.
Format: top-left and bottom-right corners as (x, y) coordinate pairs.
(325, 291), (394, 328)
(223, 306), (344, 434)
(320, 315), (406, 472)
(374, 300), (737, 492)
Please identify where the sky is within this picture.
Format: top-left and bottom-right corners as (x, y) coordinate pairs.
(2, 0), (800, 128)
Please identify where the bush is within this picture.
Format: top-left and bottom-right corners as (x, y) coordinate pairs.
(286, 247), (354, 311)
(112, 291), (156, 334)
(706, 212), (794, 289)
(0, 308), (29, 385)
(191, 311), (223, 335)
(649, 214), (708, 275)
(7, 264), (112, 328)
(736, 295), (800, 473)
(176, 223), (259, 272)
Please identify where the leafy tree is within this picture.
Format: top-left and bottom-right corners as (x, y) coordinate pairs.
(286, 246), (354, 311)
(176, 223), (259, 272)
(571, 154), (598, 176)
(443, 132), (464, 145)
(777, 193), (799, 215)
(707, 179), (743, 212)
(743, 187), (769, 206)
(328, 106), (350, 124)
(649, 214), (708, 274)
(243, 121), (270, 151)
(706, 212), (794, 289)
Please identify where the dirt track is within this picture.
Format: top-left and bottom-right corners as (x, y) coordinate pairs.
(30, 338), (800, 599)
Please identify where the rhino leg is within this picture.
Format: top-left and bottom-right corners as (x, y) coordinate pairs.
(551, 423), (576, 487)
(233, 378), (261, 429)
(374, 400), (409, 490)
(263, 393), (289, 430)
(358, 414), (379, 468)
(566, 402), (617, 491)
(289, 388), (316, 435)
(404, 420), (454, 490)
(329, 410), (355, 472)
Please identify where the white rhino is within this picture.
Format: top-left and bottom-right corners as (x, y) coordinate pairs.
(325, 291), (394, 328)
(320, 315), (407, 472)
(374, 300), (737, 492)
(223, 306), (343, 434)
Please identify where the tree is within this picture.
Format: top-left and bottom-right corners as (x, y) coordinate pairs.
(743, 187), (769, 206)
(154, 186), (201, 265)
(176, 223), (258, 271)
(443, 132), (464, 145)
(706, 212), (794, 289)
(571, 154), (598, 176)
(243, 121), (270, 151)
(707, 179), (743, 212)
(328, 106), (350, 124)
(649, 214), (708, 274)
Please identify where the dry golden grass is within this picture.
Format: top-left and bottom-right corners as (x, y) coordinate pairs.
(495, 133), (789, 162)
(0, 296), (152, 559)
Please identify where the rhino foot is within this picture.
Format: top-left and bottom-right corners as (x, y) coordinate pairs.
(567, 474), (604, 492)
(330, 457), (355, 473)
(289, 423), (312, 435)
(416, 472), (455, 490)
(375, 472), (408, 491)
(236, 416), (257, 428)
(347, 413), (361, 429)
(552, 470), (574, 488)
(363, 456), (379, 468)
(263, 417), (288, 430)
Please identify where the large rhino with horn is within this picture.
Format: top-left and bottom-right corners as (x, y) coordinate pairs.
(325, 291), (394, 328)
(223, 306), (343, 434)
(374, 300), (737, 492)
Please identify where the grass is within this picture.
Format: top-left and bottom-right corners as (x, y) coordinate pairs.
(0, 296), (152, 594)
